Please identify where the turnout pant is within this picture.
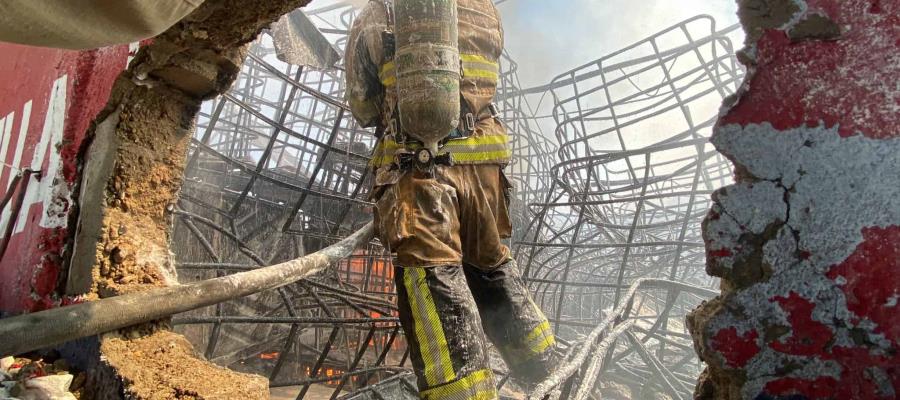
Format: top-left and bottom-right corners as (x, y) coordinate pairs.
(374, 164), (556, 399)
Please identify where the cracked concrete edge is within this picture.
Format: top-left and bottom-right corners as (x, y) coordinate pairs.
(690, 0), (900, 398)
(691, 124), (900, 399)
(63, 0), (314, 398)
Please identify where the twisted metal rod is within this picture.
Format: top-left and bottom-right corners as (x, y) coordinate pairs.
(528, 278), (713, 400)
(0, 223), (374, 356)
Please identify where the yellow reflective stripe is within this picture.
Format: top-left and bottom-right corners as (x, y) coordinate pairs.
(443, 134), (507, 146)
(369, 134), (510, 167)
(461, 54), (499, 81)
(380, 61), (397, 86)
(421, 368), (498, 400)
(442, 142), (508, 155)
(522, 302), (556, 354)
(381, 54), (499, 86)
(368, 149), (511, 167)
(368, 150), (511, 167)
(461, 68), (498, 81)
(404, 268), (456, 386)
(448, 149), (512, 163)
(460, 54), (498, 67)
(378, 135), (509, 151)
(531, 334), (556, 354)
(524, 320), (551, 345)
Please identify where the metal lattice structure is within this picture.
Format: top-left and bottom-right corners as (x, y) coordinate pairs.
(171, 7), (407, 397)
(513, 16), (744, 398)
(167, 5), (743, 399)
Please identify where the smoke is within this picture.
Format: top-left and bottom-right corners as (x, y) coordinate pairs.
(307, 0), (368, 12)
(498, 0), (740, 88)
(344, 0), (369, 9)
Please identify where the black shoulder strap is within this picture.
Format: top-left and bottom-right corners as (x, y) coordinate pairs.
(378, 0), (396, 61)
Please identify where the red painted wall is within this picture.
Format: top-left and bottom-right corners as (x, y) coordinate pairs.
(0, 43), (132, 314)
(696, 0), (900, 398)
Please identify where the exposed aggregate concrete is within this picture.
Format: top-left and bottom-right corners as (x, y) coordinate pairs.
(65, 0), (313, 398)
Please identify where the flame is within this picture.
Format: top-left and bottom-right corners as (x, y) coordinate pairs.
(259, 352), (279, 360)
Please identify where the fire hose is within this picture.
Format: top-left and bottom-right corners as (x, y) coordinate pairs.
(0, 222), (375, 356)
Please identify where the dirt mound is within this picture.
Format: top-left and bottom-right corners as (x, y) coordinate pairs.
(101, 330), (268, 399)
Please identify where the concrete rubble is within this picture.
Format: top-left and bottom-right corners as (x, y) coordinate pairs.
(57, 0), (312, 398)
(0, 356), (82, 400)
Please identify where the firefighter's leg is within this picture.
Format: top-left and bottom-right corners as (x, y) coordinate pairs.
(394, 265), (499, 400)
(463, 260), (557, 384)
(442, 164), (557, 384)
(374, 169), (499, 399)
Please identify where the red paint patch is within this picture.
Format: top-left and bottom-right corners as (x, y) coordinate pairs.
(760, 228), (900, 399)
(769, 292), (833, 356)
(720, 0), (899, 139)
(709, 248), (733, 258)
(764, 376), (838, 400)
(710, 327), (760, 368)
(826, 225), (900, 345)
(0, 42), (130, 314)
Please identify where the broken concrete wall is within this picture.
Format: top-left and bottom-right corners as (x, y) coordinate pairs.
(0, 44), (132, 314)
(689, 0), (898, 399)
(61, 0), (311, 398)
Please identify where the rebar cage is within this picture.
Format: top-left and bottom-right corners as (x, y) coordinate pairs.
(170, 5), (744, 399)
(513, 16), (743, 398)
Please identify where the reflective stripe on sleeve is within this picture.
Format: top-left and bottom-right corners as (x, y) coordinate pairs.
(522, 320), (556, 355)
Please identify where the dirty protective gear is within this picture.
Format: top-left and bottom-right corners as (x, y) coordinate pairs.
(393, 0), (461, 152)
(370, 165), (557, 398)
(347, 1), (555, 398)
(395, 265), (497, 400)
(395, 261), (557, 399)
(464, 261), (557, 383)
(372, 165), (512, 269)
(345, 0), (510, 168)
(0, 0), (203, 50)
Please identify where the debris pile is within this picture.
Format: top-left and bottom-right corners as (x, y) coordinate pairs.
(0, 355), (83, 400)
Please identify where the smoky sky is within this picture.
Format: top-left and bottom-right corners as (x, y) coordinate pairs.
(308, 0), (741, 88)
(498, 0), (741, 88)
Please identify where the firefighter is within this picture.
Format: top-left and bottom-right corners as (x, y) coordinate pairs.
(345, 1), (557, 398)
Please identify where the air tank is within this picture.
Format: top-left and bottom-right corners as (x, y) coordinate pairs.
(394, 0), (461, 153)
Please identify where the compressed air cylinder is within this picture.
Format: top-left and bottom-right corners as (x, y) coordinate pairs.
(394, 0), (461, 152)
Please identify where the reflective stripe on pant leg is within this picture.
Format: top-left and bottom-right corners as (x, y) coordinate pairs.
(403, 267), (457, 386)
(465, 260), (557, 381)
(422, 368), (499, 400)
(520, 298), (556, 357)
(499, 292), (556, 368)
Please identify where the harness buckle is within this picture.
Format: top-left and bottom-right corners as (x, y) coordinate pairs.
(488, 103), (500, 118)
(396, 148), (454, 176)
(465, 112), (476, 131)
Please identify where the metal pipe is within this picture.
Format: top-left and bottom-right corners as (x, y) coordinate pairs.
(0, 223), (375, 356)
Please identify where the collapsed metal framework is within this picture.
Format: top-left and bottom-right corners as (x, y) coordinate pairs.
(513, 16), (743, 398)
(171, 23), (405, 398)
(168, 5), (743, 399)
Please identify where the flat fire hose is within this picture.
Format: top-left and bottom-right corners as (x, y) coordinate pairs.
(0, 223), (374, 356)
